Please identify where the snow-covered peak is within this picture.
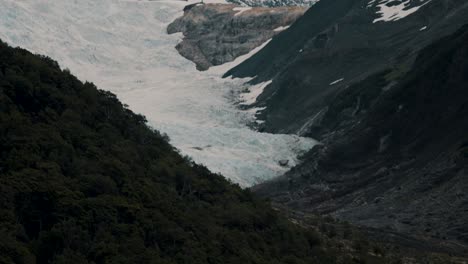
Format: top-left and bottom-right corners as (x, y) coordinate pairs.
(369, 0), (432, 23)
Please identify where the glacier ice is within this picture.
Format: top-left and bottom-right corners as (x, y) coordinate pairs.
(0, 0), (317, 187)
(239, 80), (272, 106)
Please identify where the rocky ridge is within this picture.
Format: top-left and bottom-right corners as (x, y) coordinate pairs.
(167, 3), (306, 71)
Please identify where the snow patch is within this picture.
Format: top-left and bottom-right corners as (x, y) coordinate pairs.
(372, 0), (432, 23)
(273, 25), (290, 32)
(233, 7), (252, 16)
(329, 78), (344, 85)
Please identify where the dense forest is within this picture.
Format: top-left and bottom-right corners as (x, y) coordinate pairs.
(0, 40), (336, 264)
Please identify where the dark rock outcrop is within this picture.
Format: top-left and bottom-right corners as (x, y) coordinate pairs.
(253, 25), (468, 249)
(167, 3), (306, 71)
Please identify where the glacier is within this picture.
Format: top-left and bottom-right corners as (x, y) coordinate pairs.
(0, 0), (317, 187)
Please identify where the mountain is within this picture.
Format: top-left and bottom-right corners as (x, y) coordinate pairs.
(225, 0), (468, 135)
(2, 0), (468, 262)
(253, 24), (468, 251)
(226, 0), (318, 7)
(9, 37), (454, 263)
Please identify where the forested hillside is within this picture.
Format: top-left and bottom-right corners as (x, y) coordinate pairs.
(0, 40), (335, 264)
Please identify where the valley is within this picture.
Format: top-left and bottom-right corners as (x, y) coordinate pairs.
(1, 0), (468, 262)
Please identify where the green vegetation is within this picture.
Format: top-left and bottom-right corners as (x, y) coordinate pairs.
(0, 40), (334, 263)
(0, 41), (334, 264)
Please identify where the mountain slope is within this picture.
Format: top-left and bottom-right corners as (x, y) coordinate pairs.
(254, 24), (468, 250)
(0, 40), (335, 264)
(225, 0), (468, 134)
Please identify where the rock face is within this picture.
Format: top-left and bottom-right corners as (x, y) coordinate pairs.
(253, 25), (468, 249)
(167, 3), (306, 71)
(225, 0), (468, 134)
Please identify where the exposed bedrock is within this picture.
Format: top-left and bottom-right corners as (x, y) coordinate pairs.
(253, 25), (468, 251)
(167, 3), (306, 71)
